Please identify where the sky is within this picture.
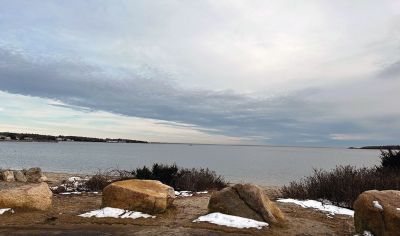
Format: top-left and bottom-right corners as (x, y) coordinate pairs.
(0, 0), (399, 146)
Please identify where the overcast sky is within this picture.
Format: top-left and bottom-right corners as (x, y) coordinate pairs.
(0, 0), (399, 146)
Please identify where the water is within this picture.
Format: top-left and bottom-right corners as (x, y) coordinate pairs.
(0, 142), (380, 186)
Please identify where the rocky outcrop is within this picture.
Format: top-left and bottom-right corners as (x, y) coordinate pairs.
(13, 170), (27, 182)
(208, 183), (285, 224)
(0, 182), (52, 211)
(102, 179), (175, 214)
(354, 190), (400, 236)
(25, 167), (48, 183)
(1, 170), (15, 182)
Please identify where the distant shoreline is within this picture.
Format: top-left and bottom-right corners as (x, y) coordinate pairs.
(0, 132), (148, 144)
(349, 145), (400, 150)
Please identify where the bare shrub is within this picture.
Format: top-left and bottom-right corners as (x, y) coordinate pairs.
(380, 149), (400, 169)
(85, 172), (112, 191)
(281, 165), (400, 208)
(174, 168), (227, 191)
(132, 163), (227, 191)
(81, 164), (227, 192)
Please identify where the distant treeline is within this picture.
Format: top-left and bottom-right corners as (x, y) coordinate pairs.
(359, 145), (400, 150)
(0, 132), (147, 143)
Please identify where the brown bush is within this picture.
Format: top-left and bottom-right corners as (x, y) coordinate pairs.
(83, 164), (228, 192)
(174, 168), (227, 191)
(84, 173), (112, 191)
(281, 165), (400, 208)
(133, 163), (228, 192)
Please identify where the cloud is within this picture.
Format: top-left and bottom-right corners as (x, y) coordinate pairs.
(378, 60), (400, 79)
(1, 47), (399, 146)
(330, 133), (383, 141)
(0, 1), (399, 146)
(0, 91), (250, 144)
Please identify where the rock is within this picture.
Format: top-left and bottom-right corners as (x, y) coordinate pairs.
(208, 183), (285, 224)
(354, 190), (400, 236)
(13, 170), (27, 182)
(102, 179), (175, 214)
(25, 167), (47, 183)
(0, 182), (52, 211)
(1, 170), (15, 182)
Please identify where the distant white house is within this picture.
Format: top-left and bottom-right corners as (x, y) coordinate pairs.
(24, 137), (33, 141)
(56, 137), (63, 141)
(0, 136), (11, 141)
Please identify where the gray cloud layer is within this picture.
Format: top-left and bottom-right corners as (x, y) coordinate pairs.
(1, 1), (399, 146)
(1, 48), (399, 146)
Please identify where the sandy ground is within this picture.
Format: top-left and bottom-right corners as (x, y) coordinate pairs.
(0, 172), (356, 235)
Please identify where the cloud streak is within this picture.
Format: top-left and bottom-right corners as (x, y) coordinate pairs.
(1, 47), (399, 146)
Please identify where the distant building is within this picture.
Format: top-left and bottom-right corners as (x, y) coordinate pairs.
(56, 137), (63, 141)
(24, 137), (33, 141)
(0, 136), (11, 141)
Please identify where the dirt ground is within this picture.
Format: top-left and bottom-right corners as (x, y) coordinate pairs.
(0, 172), (356, 236)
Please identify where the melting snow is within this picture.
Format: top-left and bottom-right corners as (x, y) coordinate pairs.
(68, 176), (82, 182)
(363, 230), (374, 236)
(175, 191), (193, 197)
(59, 191), (82, 195)
(175, 191), (208, 197)
(277, 199), (354, 216)
(193, 212), (268, 229)
(0, 208), (14, 215)
(372, 201), (383, 210)
(196, 191), (208, 194)
(79, 207), (155, 219)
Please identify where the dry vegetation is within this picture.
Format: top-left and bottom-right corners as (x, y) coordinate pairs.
(84, 163), (228, 192)
(281, 149), (400, 208)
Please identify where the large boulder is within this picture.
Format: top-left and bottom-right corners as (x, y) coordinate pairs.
(208, 183), (285, 224)
(1, 170), (15, 182)
(0, 182), (52, 211)
(25, 167), (47, 183)
(102, 179), (175, 214)
(354, 190), (400, 236)
(13, 170), (27, 182)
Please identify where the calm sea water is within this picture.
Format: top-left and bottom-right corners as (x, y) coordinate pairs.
(0, 142), (379, 186)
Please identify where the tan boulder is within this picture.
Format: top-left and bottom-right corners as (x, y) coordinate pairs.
(1, 170), (15, 182)
(102, 179), (175, 214)
(354, 190), (400, 236)
(13, 170), (27, 182)
(0, 182), (52, 211)
(208, 183), (285, 224)
(25, 167), (47, 183)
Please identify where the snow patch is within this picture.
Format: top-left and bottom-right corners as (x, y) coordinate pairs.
(193, 212), (268, 229)
(175, 191), (193, 197)
(0, 208), (14, 215)
(277, 199), (354, 216)
(196, 191), (208, 194)
(372, 201), (383, 210)
(59, 191), (82, 195)
(79, 207), (155, 219)
(363, 230), (374, 236)
(175, 190), (208, 197)
(68, 176), (82, 182)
